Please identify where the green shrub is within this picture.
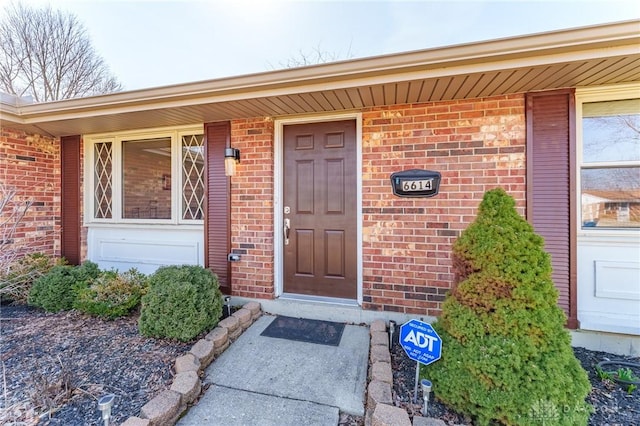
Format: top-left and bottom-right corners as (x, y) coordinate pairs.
(74, 268), (148, 319)
(0, 253), (66, 303)
(28, 261), (100, 312)
(427, 188), (591, 425)
(138, 265), (223, 342)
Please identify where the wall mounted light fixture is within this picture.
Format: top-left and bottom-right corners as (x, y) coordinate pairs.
(224, 147), (240, 176)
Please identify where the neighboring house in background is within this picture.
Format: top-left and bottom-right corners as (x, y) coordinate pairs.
(1, 20), (639, 348)
(582, 189), (640, 227)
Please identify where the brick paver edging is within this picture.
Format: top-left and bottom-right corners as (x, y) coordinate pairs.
(120, 302), (262, 426)
(366, 320), (446, 426)
(365, 319), (411, 426)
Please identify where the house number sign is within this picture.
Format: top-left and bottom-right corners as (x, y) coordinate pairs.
(390, 169), (441, 198)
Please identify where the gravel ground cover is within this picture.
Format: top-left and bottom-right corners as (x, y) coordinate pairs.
(391, 340), (640, 425)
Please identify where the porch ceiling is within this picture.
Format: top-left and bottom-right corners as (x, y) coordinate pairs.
(2, 20), (639, 138)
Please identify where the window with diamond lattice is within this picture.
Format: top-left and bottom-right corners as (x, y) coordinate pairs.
(182, 134), (205, 220)
(94, 142), (112, 219)
(87, 128), (205, 223)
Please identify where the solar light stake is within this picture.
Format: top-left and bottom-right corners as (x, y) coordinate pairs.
(224, 296), (231, 317)
(98, 394), (115, 426)
(388, 320), (396, 348)
(421, 379), (432, 416)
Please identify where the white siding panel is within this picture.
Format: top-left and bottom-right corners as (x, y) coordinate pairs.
(595, 261), (640, 300)
(88, 226), (204, 274)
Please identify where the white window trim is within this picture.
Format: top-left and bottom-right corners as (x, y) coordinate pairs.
(575, 83), (640, 237)
(84, 125), (204, 226)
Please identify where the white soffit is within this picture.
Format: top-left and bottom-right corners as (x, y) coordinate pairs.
(2, 19), (639, 137)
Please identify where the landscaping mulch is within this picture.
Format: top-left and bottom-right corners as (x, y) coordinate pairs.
(0, 304), (191, 426)
(391, 339), (640, 425)
(3, 303), (639, 425)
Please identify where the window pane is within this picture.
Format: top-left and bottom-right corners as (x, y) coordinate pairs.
(581, 167), (640, 228)
(582, 99), (640, 163)
(181, 134), (204, 220)
(122, 137), (171, 219)
(94, 142), (112, 219)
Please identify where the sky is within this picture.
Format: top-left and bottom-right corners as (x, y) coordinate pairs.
(2, 0), (639, 91)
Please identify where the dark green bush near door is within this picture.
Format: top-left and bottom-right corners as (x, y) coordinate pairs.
(426, 188), (591, 425)
(27, 261), (100, 312)
(138, 265), (223, 342)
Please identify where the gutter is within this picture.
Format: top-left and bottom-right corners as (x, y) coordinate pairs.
(4, 19), (640, 125)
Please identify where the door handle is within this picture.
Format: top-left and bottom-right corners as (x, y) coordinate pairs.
(284, 218), (290, 245)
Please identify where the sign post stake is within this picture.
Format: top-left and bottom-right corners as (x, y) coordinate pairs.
(414, 361), (420, 402)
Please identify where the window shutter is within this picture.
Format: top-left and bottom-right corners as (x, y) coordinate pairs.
(61, 135), (81, 265)
(204, 122), (231, 293)
(526, 90), (578, 328)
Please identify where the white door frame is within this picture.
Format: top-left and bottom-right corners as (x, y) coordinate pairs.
(273, 113), (363, 304)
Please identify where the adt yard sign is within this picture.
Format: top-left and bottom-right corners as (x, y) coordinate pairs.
(400, 319), (442, 366)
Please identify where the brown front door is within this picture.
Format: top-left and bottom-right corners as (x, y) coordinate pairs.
(283, 120), (357, 299)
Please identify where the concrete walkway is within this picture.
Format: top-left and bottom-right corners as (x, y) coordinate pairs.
(177, 315), (369, 426)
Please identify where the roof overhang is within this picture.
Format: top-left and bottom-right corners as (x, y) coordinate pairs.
(2, 19), (639, 137)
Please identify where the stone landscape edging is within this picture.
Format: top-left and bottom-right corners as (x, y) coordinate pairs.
(120, 301), (262, 426)
(366, 319), (411, 426)
(366, 320), (445, 426)
(120, 307), (435, 426)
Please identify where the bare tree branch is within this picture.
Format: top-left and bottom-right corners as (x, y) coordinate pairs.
(0, 180), (32, 279)
(0, 2), (122, 102)
(269, 42), (355, 70)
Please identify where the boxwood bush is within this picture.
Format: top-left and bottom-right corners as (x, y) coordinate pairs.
(138, 265), (223, 341)
(74, 268), (148, 319)
(27, 261), (100, 312)
(427, 188), (591, 425)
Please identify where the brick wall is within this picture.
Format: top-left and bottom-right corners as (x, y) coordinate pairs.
(229, 118), (275, 299)
(0, 127), (61, 259)
(226, 94), (526, 316)
(361, 95), (526, 315)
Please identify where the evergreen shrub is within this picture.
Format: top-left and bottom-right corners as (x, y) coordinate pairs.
(138, 265), (223, 341)
(427, 188), (591, 425)
(74, 268), (148, 319)
(27, 261), (100, 312)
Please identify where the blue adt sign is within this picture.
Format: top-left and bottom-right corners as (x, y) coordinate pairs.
(399, 319), (442, 366)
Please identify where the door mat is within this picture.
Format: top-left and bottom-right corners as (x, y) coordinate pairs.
(260, 315), (345, 346)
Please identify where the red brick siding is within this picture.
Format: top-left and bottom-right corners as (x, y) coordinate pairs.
(0, 128), (61, 258)
(225, 94), (526, 316)
(361, 95), (526, 315)
(229, 118), (275, 299)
